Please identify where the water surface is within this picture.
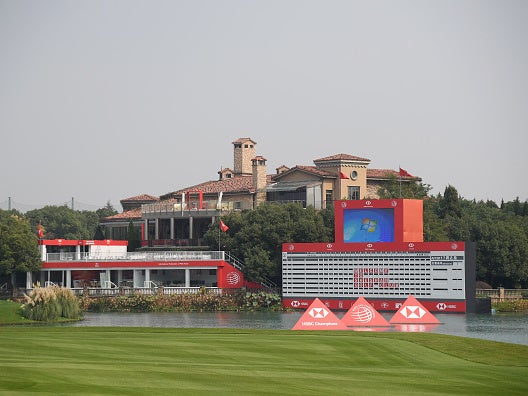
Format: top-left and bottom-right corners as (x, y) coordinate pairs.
(68, 311), (528, 346)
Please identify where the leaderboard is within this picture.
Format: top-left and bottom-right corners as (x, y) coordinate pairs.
(282, 241), (473, 312)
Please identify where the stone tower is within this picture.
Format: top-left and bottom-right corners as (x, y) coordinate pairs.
(232, 138), (256, 176)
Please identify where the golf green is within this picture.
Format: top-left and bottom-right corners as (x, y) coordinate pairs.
(0, 327), (527, 395)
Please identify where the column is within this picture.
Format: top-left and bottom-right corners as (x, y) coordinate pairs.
(188, 217), (193, 239)
(26, 272), (32, 289)
(170, 218), (175, 240)
(185, 268), (190, 287)
(145, 269), (151, 287)
(66, 270), (72, 288)
(133, 269), (144, 288)
(75, 245), (81, 260)
(155, 219), (159, 240)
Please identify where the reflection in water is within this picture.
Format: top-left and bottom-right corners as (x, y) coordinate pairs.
(68, 311), (528, 346)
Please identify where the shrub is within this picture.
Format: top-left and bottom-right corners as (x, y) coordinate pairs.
(80, 290), (283, 313)
(22, 284), (82, 321)
(493, 299), (528, 312)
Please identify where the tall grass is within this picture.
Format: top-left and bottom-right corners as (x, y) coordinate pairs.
(21, 284), (81, 321)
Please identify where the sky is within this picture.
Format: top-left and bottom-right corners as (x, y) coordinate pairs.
(1, 0), (527, 212)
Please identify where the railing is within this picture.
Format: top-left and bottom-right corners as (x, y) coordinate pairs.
(223, 252), (277, 288)
(477, 288), (528, 302)
(45, 251), (224, 262)
(141, 201), (224, 217)
(69, 287), (222, 297)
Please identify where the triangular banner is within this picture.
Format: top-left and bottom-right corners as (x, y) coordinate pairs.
(292, 298), (348, 330)
(342, 296), (391, 327)
(389, 295), (440, 324)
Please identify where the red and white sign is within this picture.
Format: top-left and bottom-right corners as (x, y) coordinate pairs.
(389, 295), (440, 324)
(342, 296), (390, 327)
(292, 298), (348, 330)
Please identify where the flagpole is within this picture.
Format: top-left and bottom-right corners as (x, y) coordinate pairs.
(399, 165), (402, 198)
(218, 220), (221, 252)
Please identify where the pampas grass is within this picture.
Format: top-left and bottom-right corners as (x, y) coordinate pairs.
(22, 283), (81, 321)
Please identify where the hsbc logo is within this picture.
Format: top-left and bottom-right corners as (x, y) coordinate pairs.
(291, 300), (300, 308)
(365, 200), (372, 206)
(308, 307), (329, 319)
(401, 306), (426, 319)
(408, 243), (415, 248)
(436, 303), (447, 311)
(326, 243), (333, 249)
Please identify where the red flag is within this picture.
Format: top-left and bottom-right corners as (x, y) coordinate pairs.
(339, 171), (349, 179)
(219, 220), (229, 232)
(37, 223), (44, 238)
(399, 167), (413, 177)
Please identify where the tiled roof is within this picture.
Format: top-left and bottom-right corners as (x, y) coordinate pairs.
(232, 137), (257, 145)
(314, 154), (371, 162)
(161, 174), (275, 200)
(367, 168), (417, 180)
(274, 165), (334, 180)
(103, 207), (142, 221)
(120, 194), (159, 202)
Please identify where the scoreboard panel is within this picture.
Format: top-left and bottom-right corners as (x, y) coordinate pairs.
(282, 241), (474, 313)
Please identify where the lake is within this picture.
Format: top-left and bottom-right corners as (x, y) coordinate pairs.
(68, 311), (528, 346)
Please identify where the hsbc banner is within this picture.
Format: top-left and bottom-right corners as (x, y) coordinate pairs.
(283, 298), (466, 313)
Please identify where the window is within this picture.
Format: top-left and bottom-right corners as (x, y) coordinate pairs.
(348, 186), (360, 200)
(325, 190), (333, 208)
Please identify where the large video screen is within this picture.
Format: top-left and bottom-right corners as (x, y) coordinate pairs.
(343, 208), (395, 242)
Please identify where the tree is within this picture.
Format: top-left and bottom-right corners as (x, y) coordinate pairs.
(438, 185), (462, 218)
(376, 174), (431, 199)
(0, 210), (41, 286)
(25, 203), (117, 240)
(25, 206), (86, 239)
(96, 201), (118, 219)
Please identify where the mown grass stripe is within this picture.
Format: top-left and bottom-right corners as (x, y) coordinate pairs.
(0, 327), (527, 395)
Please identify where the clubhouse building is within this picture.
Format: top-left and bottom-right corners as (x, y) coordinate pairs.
(100, 137), (418, 248)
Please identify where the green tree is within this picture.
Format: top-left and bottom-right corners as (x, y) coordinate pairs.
(0, 210), (41, 285)
(25, 206), (86, 239)
(376, 174), (431, 199)
(438, 185), (462, 218)
(25, 203), (116, 240)
(96, 201), (118, 219)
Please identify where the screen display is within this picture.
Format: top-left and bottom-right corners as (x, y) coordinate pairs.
(343, 208), (395, 242)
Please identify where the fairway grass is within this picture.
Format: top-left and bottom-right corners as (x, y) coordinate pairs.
(1, 327), (527, 395)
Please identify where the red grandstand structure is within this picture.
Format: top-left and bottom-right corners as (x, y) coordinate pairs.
(28, 238), (267, 294)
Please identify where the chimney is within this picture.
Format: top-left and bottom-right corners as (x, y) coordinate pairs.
(252, 156), (267, 206)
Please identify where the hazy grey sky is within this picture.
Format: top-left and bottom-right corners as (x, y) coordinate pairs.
(1, 0), (527, 211)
